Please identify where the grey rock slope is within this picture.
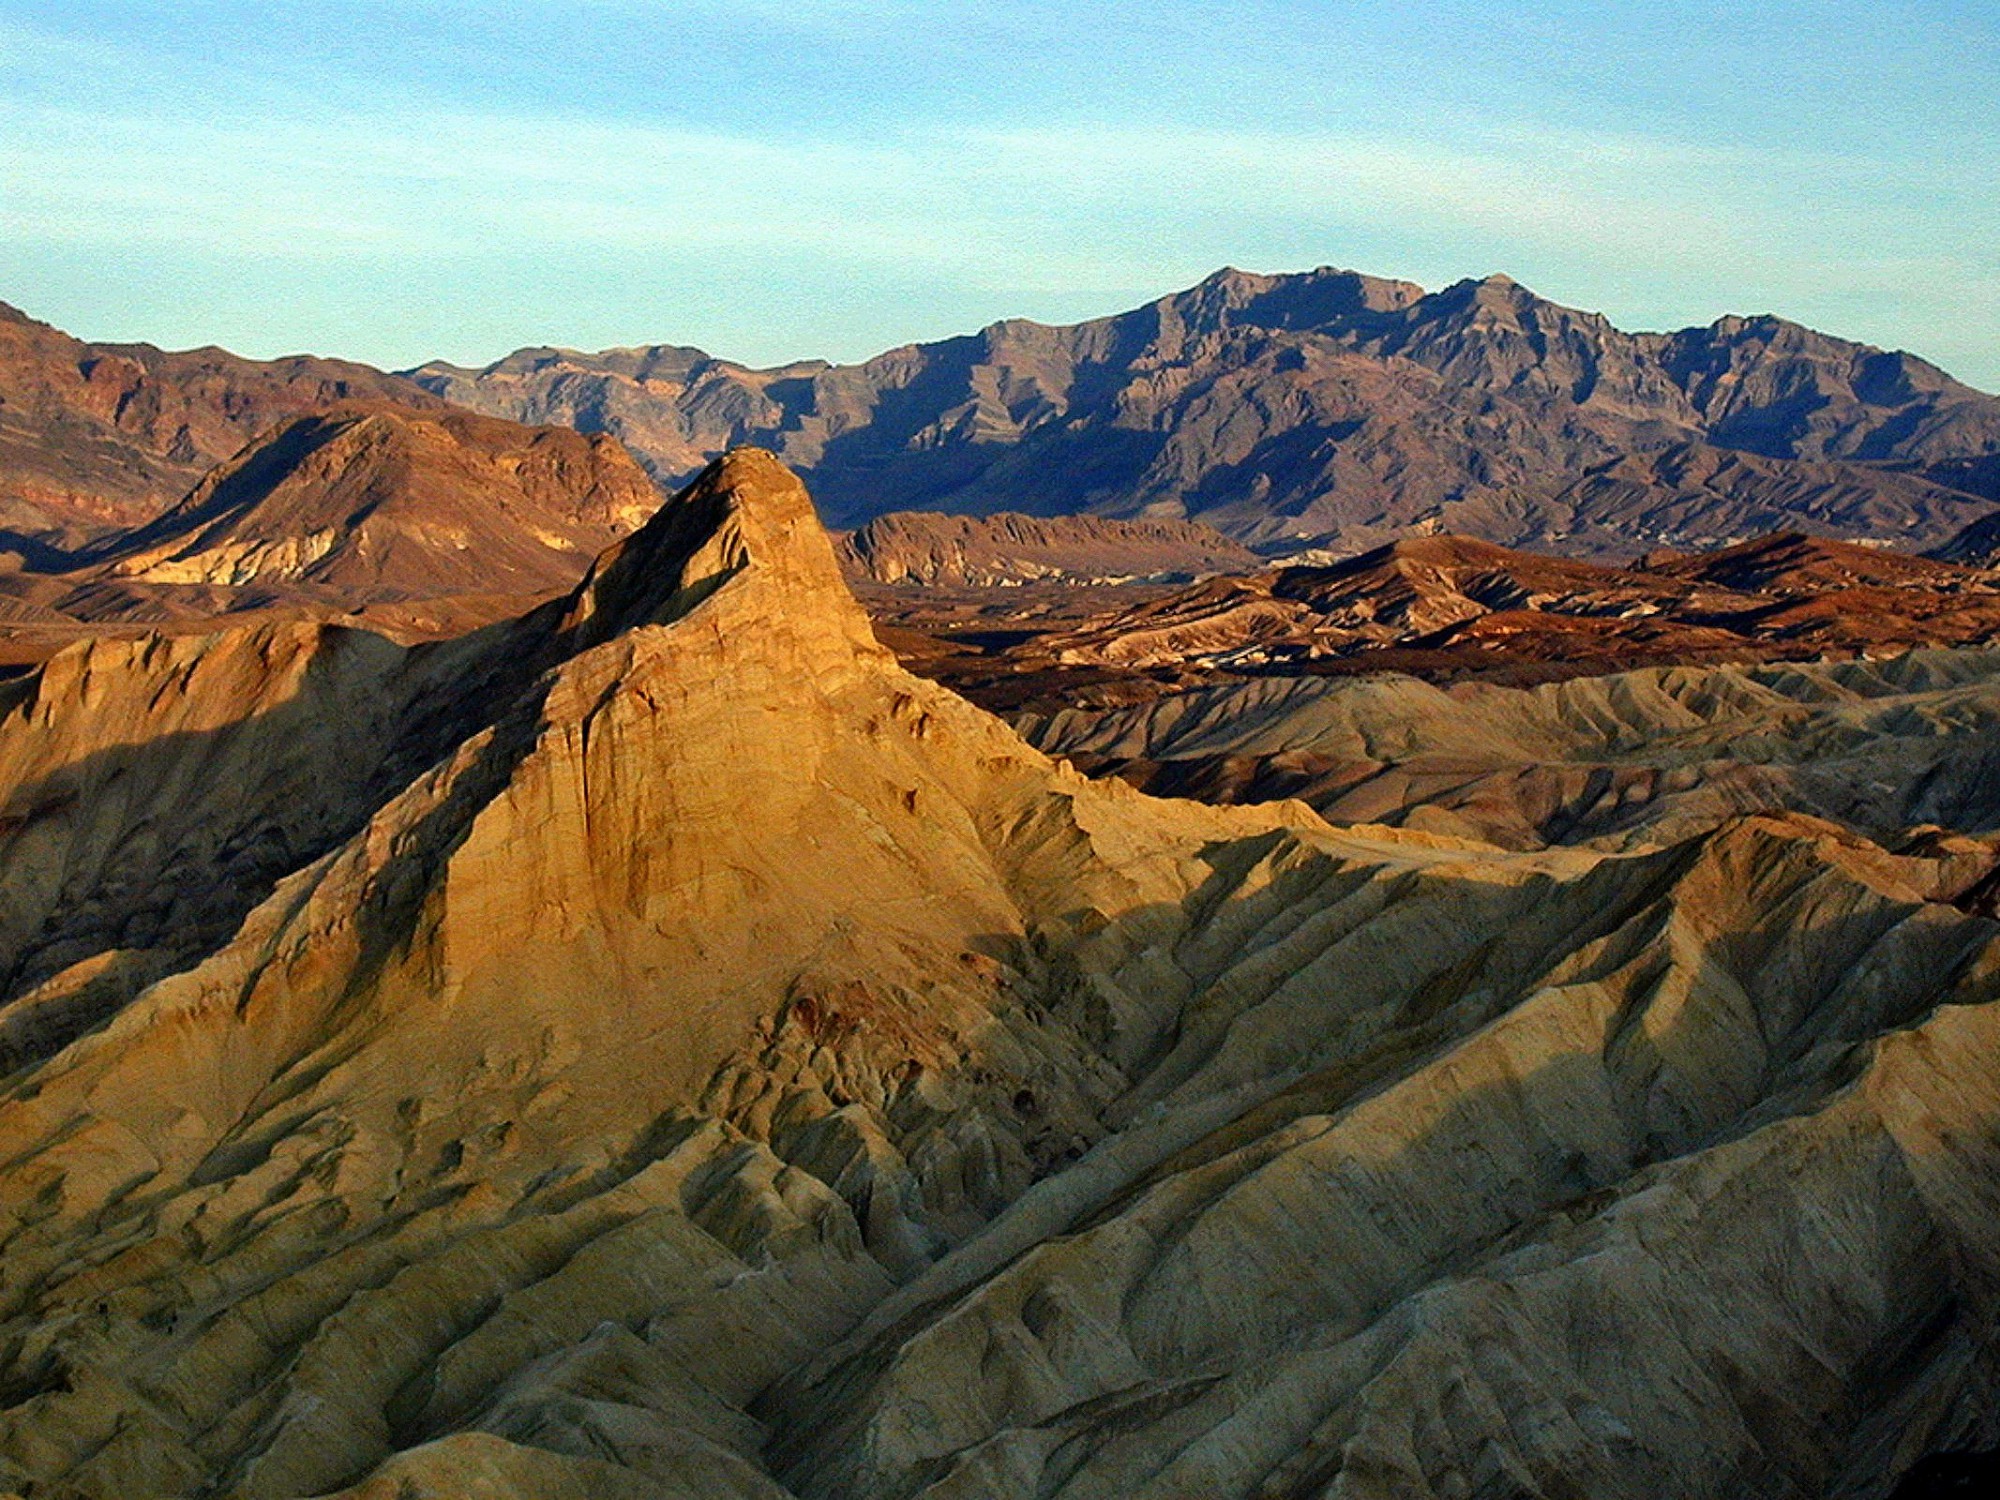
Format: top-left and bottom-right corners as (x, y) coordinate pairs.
(835, 510), (1258, 585)
(2, 455), (2000, 1498)
(413, 267), (2000, 554)
(1025, 647), (2000, 850)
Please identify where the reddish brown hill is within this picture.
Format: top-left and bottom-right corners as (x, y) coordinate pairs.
(879, 528), (2000, 712)
(1646, 531), (1981, 594)
(1271, 534), (1691, 631)
(83, 402), (660, 603)
(0, 301), (440, 549)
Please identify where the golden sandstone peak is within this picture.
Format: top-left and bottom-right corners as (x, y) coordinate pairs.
(560, 446), (880, 655)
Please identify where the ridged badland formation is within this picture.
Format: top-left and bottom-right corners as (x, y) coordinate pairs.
(3, 451), (2000, 1498)
(878, 529), (2000, 716)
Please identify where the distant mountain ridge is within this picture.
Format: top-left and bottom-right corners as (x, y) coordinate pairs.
(412, 266), (2000, 556)
(7, 270), (1999, 577)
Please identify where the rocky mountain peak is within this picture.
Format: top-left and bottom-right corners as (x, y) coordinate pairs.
(559, 446), (887, 666)
(1416, 272), (1598, 339)
(1168, 264), (1427, 338)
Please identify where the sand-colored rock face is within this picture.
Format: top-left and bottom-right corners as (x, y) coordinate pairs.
(2, 451), (1999, 1498)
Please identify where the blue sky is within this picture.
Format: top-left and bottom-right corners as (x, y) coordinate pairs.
(3, 1), (1996, 386)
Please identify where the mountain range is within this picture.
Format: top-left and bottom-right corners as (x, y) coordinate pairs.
(413, 266), (2000, 556)
(12, 264), (2000, 573)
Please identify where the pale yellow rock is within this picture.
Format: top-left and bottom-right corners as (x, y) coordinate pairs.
(0, 451), (1995, 1500)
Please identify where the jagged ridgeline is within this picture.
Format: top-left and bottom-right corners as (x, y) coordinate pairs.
(413, 267), (2000, 556)
(2, 452), (2000, 1498)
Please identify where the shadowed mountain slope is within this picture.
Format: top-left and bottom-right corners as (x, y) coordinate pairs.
(1929, 504), (2000, 567)
(1, 454), (1999, 1498)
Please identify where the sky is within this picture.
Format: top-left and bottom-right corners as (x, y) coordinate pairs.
(2, 1), (1997, 387)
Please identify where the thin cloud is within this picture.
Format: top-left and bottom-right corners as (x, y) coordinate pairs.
(2, 9), (1993, 384)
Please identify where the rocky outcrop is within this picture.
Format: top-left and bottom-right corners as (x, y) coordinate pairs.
(1, 453), (1999, 1498)
(836, 511), (1257, 585)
